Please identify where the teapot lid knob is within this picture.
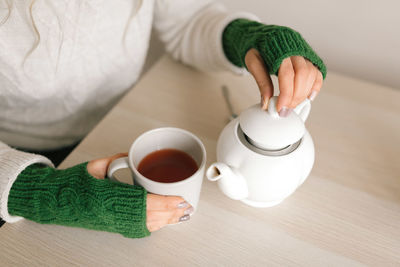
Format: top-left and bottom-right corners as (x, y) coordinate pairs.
(239, 96), (310, 150)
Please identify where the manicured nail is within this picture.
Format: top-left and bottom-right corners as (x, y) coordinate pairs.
(184, 207), (194, 215)
(179, 214), (190, 222)
(279, 106), (291, 117)
(309, 90), (318, 101)
(177, 202), (189, 209)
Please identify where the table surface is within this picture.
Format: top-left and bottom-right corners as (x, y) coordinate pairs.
(1, 55), (399, 266)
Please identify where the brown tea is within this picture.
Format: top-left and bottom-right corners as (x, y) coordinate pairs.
(137, 148), (198, 183)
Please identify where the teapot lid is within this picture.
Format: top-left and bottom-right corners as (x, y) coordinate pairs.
(239, 96), (311, 150)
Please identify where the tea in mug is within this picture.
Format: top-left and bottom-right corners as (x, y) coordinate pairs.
(137, 148), (198, 183)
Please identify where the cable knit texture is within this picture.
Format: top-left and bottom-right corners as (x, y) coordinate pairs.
(222, 19), (327, 78)
(0, 1), (260, 236)
(8, 162), (150, 238)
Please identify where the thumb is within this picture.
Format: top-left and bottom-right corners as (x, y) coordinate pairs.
(245, 48), (274, 110)
(87, 153), (128, 179)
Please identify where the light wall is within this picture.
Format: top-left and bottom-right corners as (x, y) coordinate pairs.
(145, 0), (400, 89)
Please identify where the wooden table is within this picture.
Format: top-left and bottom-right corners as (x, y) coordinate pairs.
(1, 56), (399, 266)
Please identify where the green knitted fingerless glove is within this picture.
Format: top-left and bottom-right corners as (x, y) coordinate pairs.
(223, 19), (327, 78)
(8, 162), (150, 238)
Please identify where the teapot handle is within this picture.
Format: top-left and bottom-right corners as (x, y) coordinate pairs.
(268, 96), (311, 122)
(294, 98), (311, 122)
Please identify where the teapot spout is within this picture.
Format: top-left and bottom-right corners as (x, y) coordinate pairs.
(206, 163), (248, 200)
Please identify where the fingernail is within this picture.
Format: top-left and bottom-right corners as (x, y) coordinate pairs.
(179, 214), (190, 222)
(177, 202), (189, 209)
(309, 90), (318, 101)
(184, 207), (194, 215)
(279, 106), (291, 117)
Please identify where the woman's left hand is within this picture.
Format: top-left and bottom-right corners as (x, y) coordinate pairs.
(244, 48), (323, 116)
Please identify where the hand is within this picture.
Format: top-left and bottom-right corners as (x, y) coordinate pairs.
(245, 48), (323, 116)
(87, 153), (194, 232)
(146, 194), (193, 232)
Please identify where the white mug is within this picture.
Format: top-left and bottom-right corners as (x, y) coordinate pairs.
(107, 127), (206, 209)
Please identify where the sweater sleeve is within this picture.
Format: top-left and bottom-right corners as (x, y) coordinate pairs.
(222, 19), (327, 79)
(7, 162), (150, 238)
(0, 141), (54, 222)
(153, 0), (259, 74)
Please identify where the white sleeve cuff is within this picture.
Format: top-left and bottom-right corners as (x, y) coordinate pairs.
(155, 1), (260, 76)
(0, 143), (54, 223)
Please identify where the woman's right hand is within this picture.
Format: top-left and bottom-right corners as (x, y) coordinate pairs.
(146, 194), (194, 232)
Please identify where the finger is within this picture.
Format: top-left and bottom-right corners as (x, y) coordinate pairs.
(168, 209), (191, 225)
(170, 207), (191, 224)
(309, 70), (323, 101)
(146, 213), (191, 232)
(305, 60), (318, 86)
(292, 60), (317, 104)
(277, 57), (294, 114)
(290, 56), (310, 108)
(87, 152), (129, 179)
(108, 153), (129, 163)
(146, 210), (171, 232)
(245, 49), (274, 110)
(146, 194), (187, 211)
(146, 208), (190, 231)
(103, 152), (129, 177)
(147, 223), (162, 232)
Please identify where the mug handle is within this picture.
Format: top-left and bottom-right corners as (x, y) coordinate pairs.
(107, 156), (130, 181)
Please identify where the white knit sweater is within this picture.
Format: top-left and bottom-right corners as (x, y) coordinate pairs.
(0, 0), (257, 222)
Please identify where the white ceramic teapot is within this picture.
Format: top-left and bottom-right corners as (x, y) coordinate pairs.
(206, 96), (314, 207)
